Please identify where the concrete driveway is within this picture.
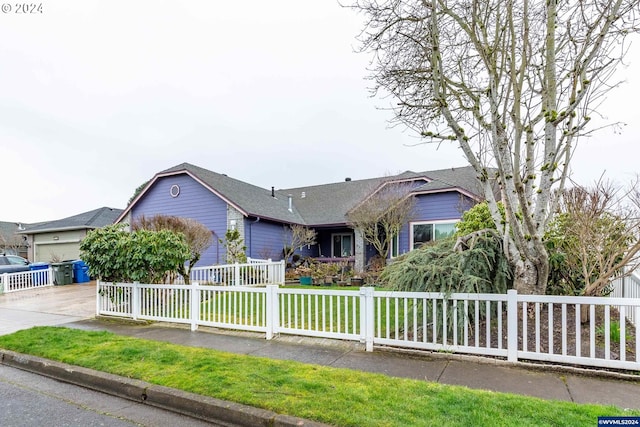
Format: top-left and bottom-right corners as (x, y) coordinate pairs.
(0, 283), (96, 335)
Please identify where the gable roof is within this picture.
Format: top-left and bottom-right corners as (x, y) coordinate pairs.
(282, 167), (485, 226)
(124, 163), (305, 224)
(120, 162), (486, 227)
(280, 176), (393, 226)
(20, 207), (124, 235)
(412, 166), (485, 197)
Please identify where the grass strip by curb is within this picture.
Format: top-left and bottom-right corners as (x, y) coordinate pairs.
(0, 326), (636, 427)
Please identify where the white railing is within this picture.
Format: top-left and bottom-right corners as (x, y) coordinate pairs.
(247, 257), (271, 264)
(372, 291), (510, 358)
(96, 283), (640, 371)
(1, 268), (54, 293)
(610, 270), (640, 325)
(517, 294), (640, 370)
(174, 260), (285, 287)
(276, 288), (362, 341)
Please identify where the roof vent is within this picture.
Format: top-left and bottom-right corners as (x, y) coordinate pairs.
(271, 186), (275, 198)
(288, 194), (293, 212)
(345, 177), (352, 182)
(301, 191), (306, 198)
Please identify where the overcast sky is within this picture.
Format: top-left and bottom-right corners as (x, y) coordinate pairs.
(2, 1), (639, 224)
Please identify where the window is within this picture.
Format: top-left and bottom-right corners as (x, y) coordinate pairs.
(390, 233), (399, 258)
(410, 221), (457, 250)
(7, 255), (28, 265)
(332, 233), (353, 257)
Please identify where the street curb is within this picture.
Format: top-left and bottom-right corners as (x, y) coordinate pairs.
(0, 350), (330, 427)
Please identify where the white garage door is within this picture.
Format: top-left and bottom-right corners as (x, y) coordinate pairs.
(35, 243), (81, 263)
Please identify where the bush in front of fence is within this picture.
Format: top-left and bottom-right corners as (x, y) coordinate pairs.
(80, 224), (191, 283)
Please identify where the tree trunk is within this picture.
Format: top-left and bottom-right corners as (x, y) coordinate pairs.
(513, 257), (548, 295)
(580, 304), (590, 324)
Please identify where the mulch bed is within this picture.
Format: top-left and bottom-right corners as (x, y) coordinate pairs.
(472, 304), (638, 362)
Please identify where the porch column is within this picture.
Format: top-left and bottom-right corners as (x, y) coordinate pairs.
(354, 228), (365, 273)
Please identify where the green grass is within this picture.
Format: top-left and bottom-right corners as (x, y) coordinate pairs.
(597, 320), (633, 343)
(0, 326), (636, 426)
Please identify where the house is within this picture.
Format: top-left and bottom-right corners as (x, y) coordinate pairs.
(20, 207), (123, 262)
(0, 221), (30, 258)
(118, 163), (485, 271)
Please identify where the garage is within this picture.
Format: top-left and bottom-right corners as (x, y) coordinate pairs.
(34, 241), (81, 263)
(20, 207), (123, 263)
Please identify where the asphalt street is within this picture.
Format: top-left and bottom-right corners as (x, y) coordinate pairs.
(0, 365), (219, 427)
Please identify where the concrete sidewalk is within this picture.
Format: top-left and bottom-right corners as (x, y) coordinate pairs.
(65, 318), (640, 410)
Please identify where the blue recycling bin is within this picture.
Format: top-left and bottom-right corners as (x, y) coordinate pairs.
(72, 260), (90, 283)
(29, 262), (50, 285)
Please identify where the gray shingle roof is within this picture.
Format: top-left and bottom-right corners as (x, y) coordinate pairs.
(412, 166), (486, 195)
(159, 163), (305, 224)
(21, 207), (124, 234)
(143, 163), (485, 227)
(279, 176), (391, 226)
(0, 221), (28, 241)
(281, 166), (484, 226)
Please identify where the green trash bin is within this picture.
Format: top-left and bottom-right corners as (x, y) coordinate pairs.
(52, 261), (73, 285)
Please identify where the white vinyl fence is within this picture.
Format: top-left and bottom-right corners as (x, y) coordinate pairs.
(174, 260), (285, 287)
(610, 270), (640, 325)
(1, 268), (54, 293)
(97, 282), (640, 371)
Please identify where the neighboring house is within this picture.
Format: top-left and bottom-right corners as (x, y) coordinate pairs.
(118, 163), (486, 271)
(20, 207), (123, 263)
(0, 221), (30, 258)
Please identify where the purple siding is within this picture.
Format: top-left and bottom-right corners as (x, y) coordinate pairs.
(413, 192), (468, 220)
(394, 192), (474, 256)
(397, 223), (411, 257)
(246, 219), (287, 261)
(131, 174), (228, 265)
(364, 243), (378, 264)
(296, 241), (317, 258)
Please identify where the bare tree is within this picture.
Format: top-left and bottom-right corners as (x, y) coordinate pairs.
(355, 0), (640, 294)
(282, 225), (317, 263)
(549, 179), (640, 297)
(132, 215), (213, 283)
(347, 181), (415, 260)
(0, 230), (25, 256)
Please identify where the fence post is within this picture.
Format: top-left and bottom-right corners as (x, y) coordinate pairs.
(507, 289), (518, 362)
(234, 263), (240, 287)
(265, 285), (279, 340)
(47, 267), (54, 286)
(0, 273), (6, 294)
(95, 279), (100, 315)
(132, 282), (140, 321)
(360, 286), (375, 352)
(280, 260), (285, 285)
(191, 282), (200, 331)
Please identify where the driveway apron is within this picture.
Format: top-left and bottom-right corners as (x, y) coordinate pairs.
(0, 282), (96, 335)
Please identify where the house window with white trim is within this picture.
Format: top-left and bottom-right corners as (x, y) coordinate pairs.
(410, 221), (457, 250)
(390, 233), (399, 258)
(332, 233), (353, 257)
